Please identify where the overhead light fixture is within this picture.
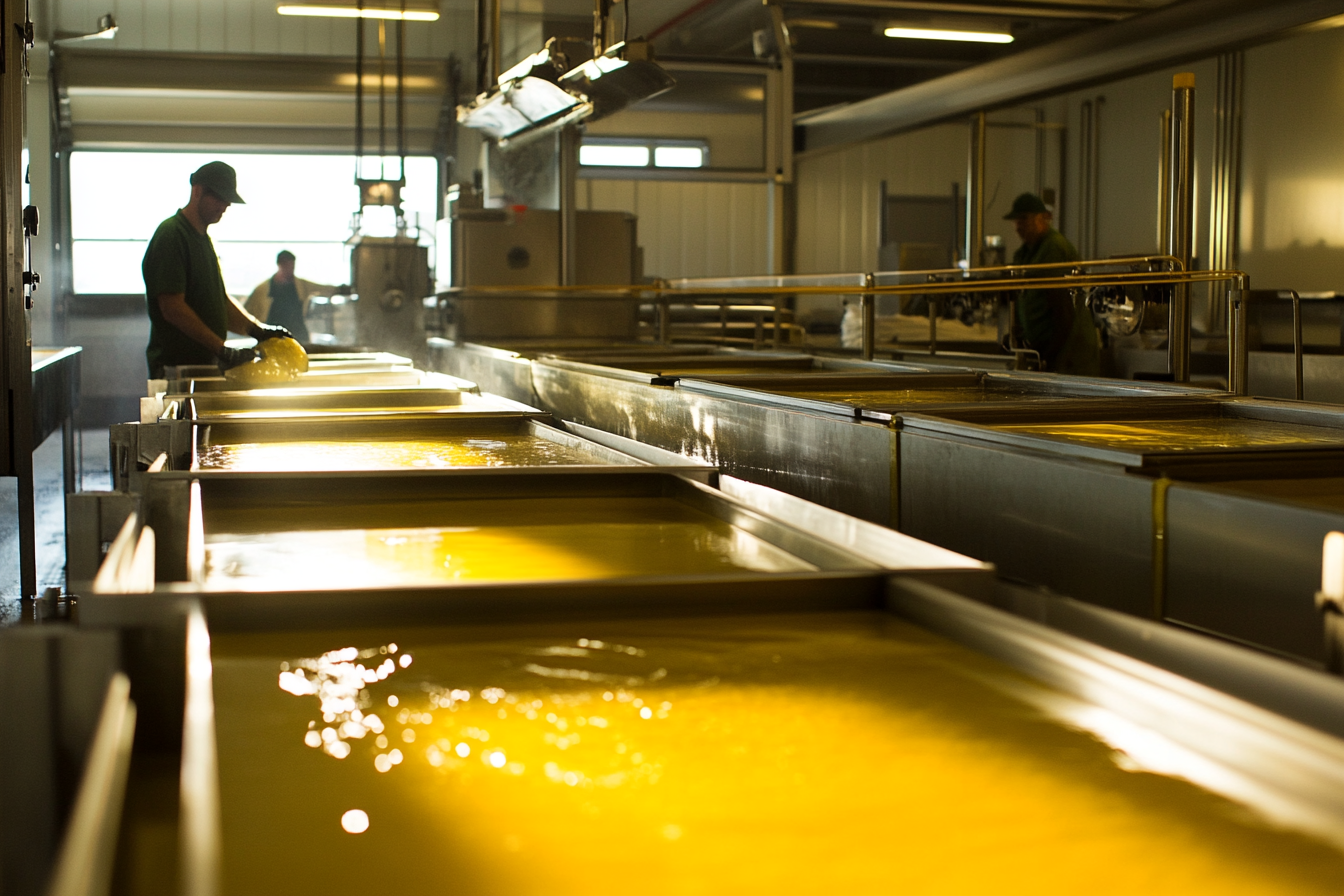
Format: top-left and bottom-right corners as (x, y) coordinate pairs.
(884, 26), (1012, 44)
(277, 2), (439, 21)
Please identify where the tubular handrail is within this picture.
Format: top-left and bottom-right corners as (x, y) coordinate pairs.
(436, 260), (1252, 392)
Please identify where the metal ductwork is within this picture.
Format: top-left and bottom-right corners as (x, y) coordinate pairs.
(651, 0), (771, 58)
(799, 0), (1344, 151)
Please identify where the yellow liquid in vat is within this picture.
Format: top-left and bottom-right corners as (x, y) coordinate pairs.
(775, 387), (1033, 407)
(211, 614), (1344, 896)
(197, 436), (610, 472)
(204, 497), (816, 589)
(994, 418), (1344, 451)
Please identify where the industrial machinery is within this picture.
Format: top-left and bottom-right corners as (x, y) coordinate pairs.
(350, 236), (432, 362)
(441, 197), (640, 342)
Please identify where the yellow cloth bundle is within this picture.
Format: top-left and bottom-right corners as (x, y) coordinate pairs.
(223, 337), (310, 387)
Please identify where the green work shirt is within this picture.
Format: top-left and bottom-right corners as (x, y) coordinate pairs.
(1012, 228), (1100, 376)
(143, 210), (230, 377)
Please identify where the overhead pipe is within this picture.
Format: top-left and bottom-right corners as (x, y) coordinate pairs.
(800, 0), (1344, 152)
(1166, 72), (1195, 383)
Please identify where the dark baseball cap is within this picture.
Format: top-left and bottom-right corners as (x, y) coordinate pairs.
(190, 161), (245, 204)
(1003, 192), (1048, 219)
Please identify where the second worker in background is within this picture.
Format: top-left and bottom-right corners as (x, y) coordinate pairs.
(1004, 192), (1100, 376)
(246, 250), (343, 346)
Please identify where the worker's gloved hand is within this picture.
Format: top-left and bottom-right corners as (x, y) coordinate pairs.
(216, 345), (259, 371)
(248, 323), (293, 343)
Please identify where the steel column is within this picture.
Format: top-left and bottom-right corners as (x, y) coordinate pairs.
(559, 126), (578, 286)
(966, 112), (986, 268)
(1167, 73), (1195, 383)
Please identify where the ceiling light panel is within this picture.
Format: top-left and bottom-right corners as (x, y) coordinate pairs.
(277, 3), (440, 21)
(884, 26), (1012, 43)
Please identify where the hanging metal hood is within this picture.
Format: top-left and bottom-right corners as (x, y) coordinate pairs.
(458, 39), (675, 144)
(558, 42), (677, 123)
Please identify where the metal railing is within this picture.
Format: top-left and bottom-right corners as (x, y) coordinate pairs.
(438, 256), (1256, 393)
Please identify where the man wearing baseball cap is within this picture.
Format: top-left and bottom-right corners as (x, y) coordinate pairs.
(142, 161), (292, 377)
(1004, 192), (1100, 375)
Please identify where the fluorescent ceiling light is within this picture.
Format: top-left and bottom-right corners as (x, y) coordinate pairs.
(580, 145), (649, 167)
(277, 4), (440, 21)
(654, 146), (704, 169)
(884, 26), (1012, 43)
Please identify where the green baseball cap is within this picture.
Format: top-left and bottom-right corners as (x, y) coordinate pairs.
(1003, 192), (1048, 219)
(190, 161), (245, 204)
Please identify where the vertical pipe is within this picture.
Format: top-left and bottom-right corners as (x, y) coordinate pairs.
(1090, 96), (1103, 257)
(396, 14), (406, 170)
(491, 0), (501, 81)
(965, 112), (985, 268)
(1228, 280), (1248, 395)
(1168, 73), (1196, 383)
(377, 19), (387, 172)
(593, 0), (607, 56)
(928, 298), (937, 355)
(1156, 109), (1171, 252)
(1079, 100), (1092, 257)
(1291, 290), (1304, 400)
(559, 126), (578, 286)
(1034, 107), (1046, 196)
(862, 274), (875, 361)
(658, 299), (671, 344)
(355, 14), (364, 172)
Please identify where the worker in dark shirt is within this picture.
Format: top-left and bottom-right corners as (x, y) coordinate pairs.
(1004, 192), (1100, 375)
(142, 161), (291, 378)
(245, 250), (342, 345)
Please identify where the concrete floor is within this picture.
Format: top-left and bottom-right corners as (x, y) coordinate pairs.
(0, 428), (112, 625)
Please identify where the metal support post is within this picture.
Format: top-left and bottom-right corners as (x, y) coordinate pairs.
(1227, 283), (1248, 395)
(966, 112), (986, 268)
(559, 126), (578, 286)
(861, 274), (875, 361)
(1290, 289), (1304, 401)
(1156, 109), (1172, 252)
(1167, 73), (1196, 383)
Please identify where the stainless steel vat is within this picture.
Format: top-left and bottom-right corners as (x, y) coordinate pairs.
(1164, 473), (1344, 665)
(531, 359), (900, 524)
(679, 370), (1192, 423)
(185, 417), (707, 475)
(184, 384), (530, 421)
(898, 398), (1344, 625)
(63, 580), (1344, 894)
(90, 471), (930, 629)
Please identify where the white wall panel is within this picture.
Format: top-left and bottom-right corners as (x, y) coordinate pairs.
(51, 0), (475, 60)
(794, 124), (968, 274)
(1241, 26), (1344, 292)
(580, 179), (770, 280)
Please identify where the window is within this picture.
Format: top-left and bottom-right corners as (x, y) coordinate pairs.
(578, 144), (650, 168)
(579, 138), (708, 170)
(70, 151), (438, 295)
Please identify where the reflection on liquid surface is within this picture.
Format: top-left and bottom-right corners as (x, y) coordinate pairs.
(197, 436), (610, 472)
(204, 497), (815, 589)
(211, 614), (1344, 896)
(994, 418), (1344, 451)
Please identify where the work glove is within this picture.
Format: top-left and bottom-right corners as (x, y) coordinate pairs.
(216, 345), (259, 371)
(248, 323), (293, 342)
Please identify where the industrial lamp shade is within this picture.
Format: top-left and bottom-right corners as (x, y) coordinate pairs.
(276, 0), (440, 21)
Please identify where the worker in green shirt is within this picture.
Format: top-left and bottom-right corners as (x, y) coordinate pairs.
(142, 161), (291, 378)
(1004, 192), (1100, 376)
